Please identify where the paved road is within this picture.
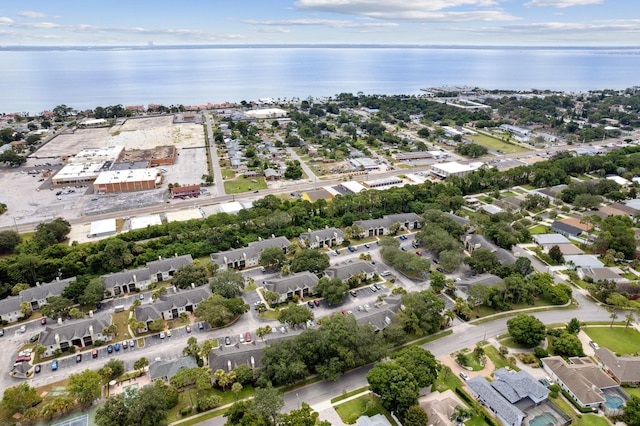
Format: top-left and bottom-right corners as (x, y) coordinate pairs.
(204, 112), (226, 197)
(286, 147), (317, 182)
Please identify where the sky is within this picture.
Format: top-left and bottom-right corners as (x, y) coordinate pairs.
(0, 0), (638, 47)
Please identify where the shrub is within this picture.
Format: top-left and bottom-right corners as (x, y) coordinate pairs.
(197, 395), (221, 412)
(519, 353), (538, 364)
(180, 406), (192, 416)
(534, 347), (549, 358)
(499, 346), (509, 355)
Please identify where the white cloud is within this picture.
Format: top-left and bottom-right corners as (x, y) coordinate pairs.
(18, 11), (46, 18)
(244, 19), (398, 28)
(524, 0), (603, 7)
(456, 19), (640, 33)
(255, 27), (291, 33)
(0, 17), (14, 25)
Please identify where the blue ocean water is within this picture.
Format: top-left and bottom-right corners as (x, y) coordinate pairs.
(1, 47), (639, 114)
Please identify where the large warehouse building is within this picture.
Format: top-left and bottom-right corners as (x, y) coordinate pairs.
(93, 169), (162, 193)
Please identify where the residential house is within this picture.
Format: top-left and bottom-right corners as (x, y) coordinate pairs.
(551, 221), (583, 238)
(577, 267), (625, 283)
(264, 168), (280, 181)
(134, 286), (211, 331)
(479, 204), (504, 215)
(542, 356), (623, 410)
(263, 272), (319, 302)
(39, 317), (110, 356)
(324, 261), (377, 282)
(467, 368), (550, 426)
(210, 236), (290, 271)
(355, 414), (393, 426)
(101, 268), (152, 297)
(149, 356), (198, 382)
(532, 234), (571, 248)
(0, 277), (76, 323)
(563, 254), (604, 270)
(355, 213), (421, 238)
(147, 254), (194, 283)
(300, 228), (344, 249)
(595, 347), (640, 386)
(209, 342), (268, 373)
(419, 389), (466, 426)
(558, 217), (592, 233)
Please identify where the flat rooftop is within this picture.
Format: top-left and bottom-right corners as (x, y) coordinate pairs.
(94, 169), (160, 185)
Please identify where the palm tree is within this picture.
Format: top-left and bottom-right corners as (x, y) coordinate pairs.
(473, 345), (486, 364)
(610, 310), (619, 328)
(625, 312), (636, 330)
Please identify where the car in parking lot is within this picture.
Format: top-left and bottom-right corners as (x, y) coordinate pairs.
(370, 285), (377, 292)
(364, 244), (370, 248)
(34, 364), (41, 374)
(459, 372), (469, 381)
(350, 290), (357, 297)
(198, 322), (204, 330)
(380, 270), (391, 277)
(159, 332), (166, 339)
(51, 360), (58, 371)
(436, 268), (446, 273)
(225, 336), (231, 345)
(18, 325), (26, 334)
(166, 330), (172, 337)
(92, 349), (98, 358)
(313, 299), (320, 306)
(307, 301), (315, 308)
(139, 293), (144, 300)
(122, 340), (128, 349)
(399, 235), (407, 240)
(373, 283), (382, 290)
(129, 339), (135, 348)
(40, 317), (47, 325)
(245, 331), (252, 343)
(107, 345), (113, 353)
(186, 325), (192, 333)
(239, 333), (245, 343)
(76, 353), (82, 363)
(0, 328), (4, 337)
(30, 334), (39, 343)
(114, 343), (121, 351)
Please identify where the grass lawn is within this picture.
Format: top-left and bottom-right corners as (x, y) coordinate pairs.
(484, 345), (517, 371)
(334, 394), (397, 425)
(467, 133), (531, 154)
(167, 385), (254, 423)
(221, 168), (235, 179)
(624, 387), (640, 399)
(112, 311), (132, 340)
(501, 191), (518, 197)
(223, 177), (268, 194)
(583, 326), (640, 354)
(550, 395), (611, 426)
(528, 224), (549, 234)
(500, 336), (539, 350)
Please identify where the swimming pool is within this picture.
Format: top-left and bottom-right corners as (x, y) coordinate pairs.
(605, 394), (624, 409)
(529, 412), (557, 426)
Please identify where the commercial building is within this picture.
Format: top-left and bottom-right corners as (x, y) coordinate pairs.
(362, 177), (404, 190)
(93, 169), (162, 193)
(71, 146), (125, 164)
(88, 219), (117, 238)
(430, 161), (484, 178)
(171, 184), (201, 199)
(120, 145), (177, 167)
(52, 162), (109, 185)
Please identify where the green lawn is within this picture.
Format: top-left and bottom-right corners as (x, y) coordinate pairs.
(484, 345), (517, 371)
(624, 387), (640, 399)
(584, 326), (640, 354)
(223, 177), (268, 194)
(467, 133), (531, 154)
(221, 168), (235, 179)
(499, 336), (539, 350)
(528, 224), (549, 234)
(334, 394), (397, 425)
(550, 395), (611, 426)
(167, 385), (255, 423)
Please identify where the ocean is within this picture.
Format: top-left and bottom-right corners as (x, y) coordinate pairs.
(1, 46), (639, 114)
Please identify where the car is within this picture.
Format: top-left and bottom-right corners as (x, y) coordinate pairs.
(129, 339), (135, 348)
(357, 305), (364, 311)
(15, 356), (30, 363)
(114, 343), (121, 351)
(380, 270), (391, 277)
(92, 349), (98, 358)
(348, 246), (356, 252)
(341, 310), (347, 315)
(245, 331), (252, 343)
(239, 333), (245, 343)
(335, 249), (341, 255)
(159, 332), (166, 339)
(313, 299), (320, 306)
(370, 285), (377, 292)
(224, 336), (231, 345)
(51, 360), (58, 371)
(139, 293), (144, 300)
(253, 190), (259, 193)
(373, 283), (382, 290)
(198, 322), (204, 330)
(399, 235), (407, 240)
(416, 251), (422, 256)
(186, 325), (192, 333)
(400, 247), (407, 251)
(122, 340), (128, 349)
(459, 372), (469, 381)
(76, 353), (82, 363)
(107, 344), (113, 353)
(589, 341), (600, 350)
(364, 244), (370, 248)
(30, 334), (39, 343)
(436, 268), (446, 273)
(307, 301), (315, 308)
(166, 330), (172, 337)
(18, 325), (26, 334)
(454, 277), (462, 282)
(40, 317), (47, 325)
(0, 328), (4, 337)
(350, 290), (357, 297)
(363, 304), (370, 311)
(34, 364), (41, 374)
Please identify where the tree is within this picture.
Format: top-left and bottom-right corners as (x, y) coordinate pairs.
(566, 317), (582, 334)
(195, 294), (248, 327)
(256, 325), (273, 341)
(231, 382), (243, 399)
(40, 295), (74, 319)
(367, 362), (419, 415)
(278, 402), (328, 426)
(101, 238), (134, 270)
(429, 271), (446, 293)
(552, 331), (584, 357)
(624, 396), (640, 426)
(390, 346), (438, 388)
(290, 249), (330, 273)
(251, 385), (284, 425)
(404, 405), (429, 426)
(397, 290), (445, 336)
(34, 217), (71, 248)
(0, 230), (21, 254)
(134, 357), (149, 373)
(172, 263), (208, 289)
(465, 248), (500, 274)
(284, 160), (303, 179)
(507, 314), (546, 347)
(278, 303), (313, 328)
(315, 276), (349, 305)
(1, 383), (42, 415)
(78, 278), (105, 306)
(98, 359), (125, 381)
(548, 245), (564, 264)
(95, 381), (171, 426)
(183, 336), (201, 357)
(213, 368), (237, 391)
(19, 301), (32, 318)
(209, 269), (245, 298)
(259, 246), (287, 270)
(67, 369), (102, 405)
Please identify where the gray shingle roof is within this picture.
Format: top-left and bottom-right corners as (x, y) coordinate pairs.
(20, 277), (75, 303)
(209, 343), (267, 372)
(149, 356), (198, 381)
(355, 213), (421, 231)
(300, 228), (344, 243)
(324, 261), (376, 281)
(551, 221), (582, 237)
(39, 317), (110, 346)
(101, 268), (151, 289)
(264, 272), (318, 296)
(135, 286), (211, 322)
(211, 237), (290, 265)
(467, 376), (525, 426)
(147, 254), (193, 276)
(595, 347), (640, 383)
(493, 368), (549, 403)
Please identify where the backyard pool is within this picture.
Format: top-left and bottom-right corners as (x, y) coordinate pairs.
(529, 412), (557, 426)
(605, 394), (624, 409)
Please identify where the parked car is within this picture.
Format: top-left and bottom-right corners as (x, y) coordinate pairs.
(40, 317), (47, 325)
(18, 325), (26, 334)
(159, 332), (166, 339)
(348, 246), (356, 252)
(166, 330), (172, 337)
(139, 293), (144, 300)
(380, 270), (391, 277)
(459, 372), (469, 381)
(51, 360), (58, 371)
(198, 322), (204, 330)
(186, 325), (192, 333)
(364, 244), (370, 249)
(589, 341), (600, 350)
(350, 290), (357, 297)
(30, 334), (39, 343)
(122, 340), (128, 349)
(107, 345), (113, 353)
(373, 283), (382, 290)
(92, 349), (98, 358)
(307, 301), (315, 308)
(245, 331), (252, 343)
(399, 235), (407, 241)
(0, 328), (4, 337)
(239, 333), (245, 343)
(313, 299), (320, 306)
(76, 353), (82, 363)
(224, 336), (231, 345)
(114, 343), (120, 351)
(129, 339), (135, 348)
(370, 285), (377, 292)
(34, 364), (41, 374)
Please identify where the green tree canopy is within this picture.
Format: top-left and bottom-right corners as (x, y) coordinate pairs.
(67, 369), (102, 405)
(209, 269), (245, 298)
(507, 314), (546, 347)
(290, 249), (330, 273)
(172, 263), (208, 289)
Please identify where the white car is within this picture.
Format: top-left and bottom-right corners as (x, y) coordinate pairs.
(159, 332), (166, 339)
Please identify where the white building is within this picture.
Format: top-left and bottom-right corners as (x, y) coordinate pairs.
(430, 161), (484, 178)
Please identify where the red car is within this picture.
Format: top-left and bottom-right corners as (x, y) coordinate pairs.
(416, 251), (422, 256)
(245, 331), (252, 343)
(40, 318), (47, 325)
(313, 299), (320, 306)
